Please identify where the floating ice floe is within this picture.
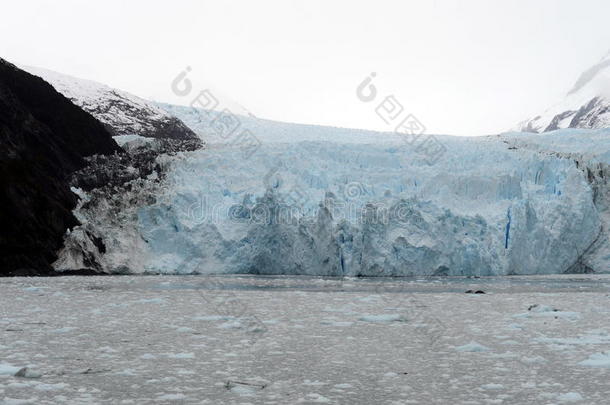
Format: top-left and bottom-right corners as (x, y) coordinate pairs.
(514, 305), (581, 321)
(0, 363), (22, 376)
(578, 351), (610, 368)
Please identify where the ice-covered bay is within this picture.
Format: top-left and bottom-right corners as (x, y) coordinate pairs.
(1, 275), (610, 404)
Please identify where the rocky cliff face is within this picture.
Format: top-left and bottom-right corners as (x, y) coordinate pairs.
(0, 58), (120, 275)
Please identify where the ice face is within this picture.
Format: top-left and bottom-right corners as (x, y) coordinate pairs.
(129, 128), (604, 275)
(53, 98), (609, 275)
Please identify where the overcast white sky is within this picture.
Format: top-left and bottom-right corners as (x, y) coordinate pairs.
(2, 0), (610, 135)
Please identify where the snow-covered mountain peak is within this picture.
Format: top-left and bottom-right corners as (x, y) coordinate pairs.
(518, 51), (610, 133)
(568, 50), (610, 96)
(22, 66), (201, 144)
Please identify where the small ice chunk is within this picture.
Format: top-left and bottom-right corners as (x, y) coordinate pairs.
(521, 355), (547, 364)
(14, 368), (42, 378)
(0, 363), (22, 375)
(514, 310), (581, 320)
(53, 327), (77, 333)
(320, 320), (354, 327)
(166, 353), (195, 359)
(218, 320), (243, 329)
(115, 369), (136, 376)
(455, 341), (491, 352)
(194, 315), (235, 321)
(134, 298), (165, 304)
(34, 383), (67, 391)
(528, 304), (557, 313)
(481, 383), (504, 390)
(557, 392), (584, 402)
(156, 393), (186, 401)
(1, 398), (40, 405)
(357, 295), (381, 302)
(358, 314), (407, 323)
(578, 351), (610, 368)
(298, 393), (332, 403)
(227, 384), (256, 396)
(225, 380), (267, 396)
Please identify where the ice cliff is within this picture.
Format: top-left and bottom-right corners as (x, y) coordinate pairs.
(56, 106), (610, 275)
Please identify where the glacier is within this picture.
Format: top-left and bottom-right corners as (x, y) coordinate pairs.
(56, 106), (610, 275)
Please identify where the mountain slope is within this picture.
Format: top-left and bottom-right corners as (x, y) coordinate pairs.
(518, 52), (610, 132)
(23, 66), (201, 148)
(0, 58), (120, 275)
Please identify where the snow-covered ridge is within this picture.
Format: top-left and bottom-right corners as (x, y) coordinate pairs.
(22, 66), (200, 144)
(518, 52), (610, 133)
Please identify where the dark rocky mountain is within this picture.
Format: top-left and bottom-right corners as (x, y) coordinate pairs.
(0, 58), (121, 276)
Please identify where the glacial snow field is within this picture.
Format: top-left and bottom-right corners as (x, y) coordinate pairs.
(2, 275), (610, 404)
